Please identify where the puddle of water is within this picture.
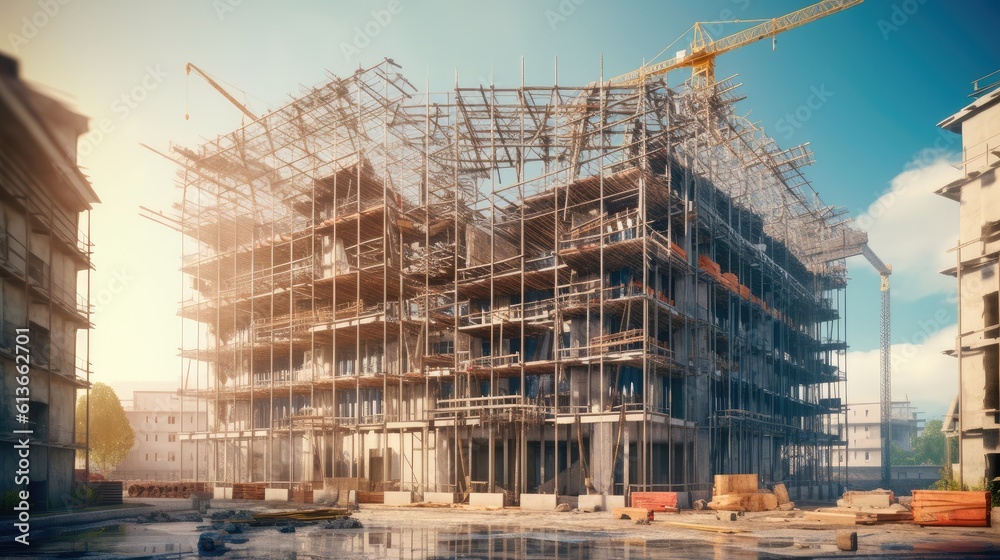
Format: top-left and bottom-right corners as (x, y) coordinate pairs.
(4, 521), (759, 559)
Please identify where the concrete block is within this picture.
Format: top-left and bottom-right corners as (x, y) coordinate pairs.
(470, 492), (505, 508)
(213, 487), (232, 500)
(839, 490), (892, 509)
(264, 488), (289, 501)
(424, 492), (456, 504)
(384, 491), (413, 506)
(520, 493), (558, 511)
(578, 494), (626, 511)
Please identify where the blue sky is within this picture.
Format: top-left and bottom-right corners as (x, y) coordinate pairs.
(2, 0), (997, 419)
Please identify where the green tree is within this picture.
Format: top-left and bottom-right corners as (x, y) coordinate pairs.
(911, 419), (946, 466)
(75, 383), (134, 476)
(890, 442), (915, 466)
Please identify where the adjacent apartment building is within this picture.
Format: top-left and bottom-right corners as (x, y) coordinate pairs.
(169, 61), (858, 504)
(0, 52), (98, 510)
(111, 391), (208, 481)
(937, 71), (1000, 486)
(842, 400), (936, 486)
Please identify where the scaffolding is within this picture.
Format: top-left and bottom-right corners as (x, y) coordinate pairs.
(164, 58), (851, 502)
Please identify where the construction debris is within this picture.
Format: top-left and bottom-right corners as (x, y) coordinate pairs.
(805, 488), (911, 524)
(707, 474), (790, 512)
(198, 531), (224, 552)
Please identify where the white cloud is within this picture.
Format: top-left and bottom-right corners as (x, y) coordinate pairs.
(851, 157), (961, 301)
(846, 323), (956, 419)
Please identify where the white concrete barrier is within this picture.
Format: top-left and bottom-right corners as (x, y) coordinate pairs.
(520, 494), (558, 511)
(264, 488), (289, 501)
(213, 487), (232, 500)
(578, 494), (625, 511)
(384, 491), (414, 506)
(424, 492), (456, 504)
(470, 492), (505, 508)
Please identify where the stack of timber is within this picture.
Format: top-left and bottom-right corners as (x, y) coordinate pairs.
(805, 489), (913, 525)
(697, 255), (722, 279)
(232, 483), (267, 500)
(707, 475), (791, 513)
(720, 272), (740, 292)
(127, 481), (209, 499)
(630, 492), (679, 513)
(669, 242), (687, 261)
(911, 490), (990, 527)
(246, 508), (351, 526)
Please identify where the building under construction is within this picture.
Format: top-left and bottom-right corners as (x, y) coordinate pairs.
(165, 58), (861, 505)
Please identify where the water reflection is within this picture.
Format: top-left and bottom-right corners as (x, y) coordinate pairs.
(13, 521), (769, 559)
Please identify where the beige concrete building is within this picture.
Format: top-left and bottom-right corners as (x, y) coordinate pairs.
(843, 400), (922, 469)
(937, 73), (1000, 486)
(110, 391), (208, 482)
(0, 52), (98, 510)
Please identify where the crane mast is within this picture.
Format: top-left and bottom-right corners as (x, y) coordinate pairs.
(862, 244), (893, 485)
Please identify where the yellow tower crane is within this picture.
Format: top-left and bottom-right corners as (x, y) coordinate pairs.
(606, 0), (863, 88)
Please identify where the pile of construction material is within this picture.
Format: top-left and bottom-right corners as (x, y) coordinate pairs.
(127, 481), (209, 499)
(911, 490), (990, 527)
(706, 474), (794, 512)
(805, 489), (912, 525)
